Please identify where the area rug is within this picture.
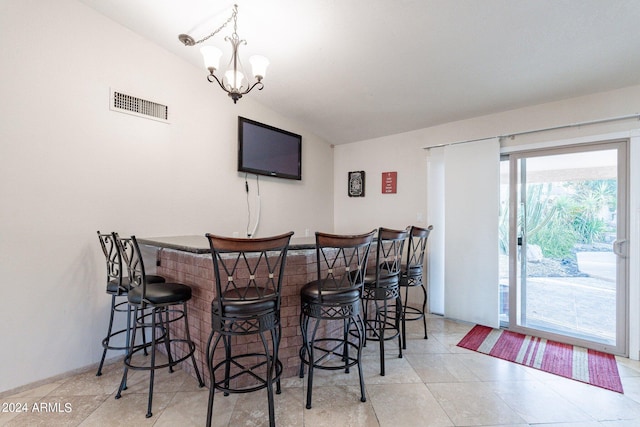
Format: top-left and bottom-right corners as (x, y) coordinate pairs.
(457, 324), (623, 393)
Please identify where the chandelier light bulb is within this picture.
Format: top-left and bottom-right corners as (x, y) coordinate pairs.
(249, 55), (269, 80)
(225, 69), (245, 91)
(200, 46), (223, 72)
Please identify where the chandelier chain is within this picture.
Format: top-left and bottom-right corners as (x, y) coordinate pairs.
(193, 5), (237, 45)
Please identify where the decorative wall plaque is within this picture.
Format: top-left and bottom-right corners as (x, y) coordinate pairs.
(382, 171), (397, 194)
(348, 171), (365, 197)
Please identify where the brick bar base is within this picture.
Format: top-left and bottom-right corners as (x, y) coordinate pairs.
(154, 247), (346, 389)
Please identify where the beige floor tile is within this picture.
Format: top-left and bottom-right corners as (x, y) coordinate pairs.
(300, 385), (378, 426)
(46, 362), (124, 397)
(455, 352), (540, 382)
(153, 389), (214, 427)
(544, 377), (640, 421)
(361, 354), (423, 385)
(617, 356), (640, 377)
(78, 391), (174, 426)
(226, 387), (304, 427)
(299, 360), (363, 388)
(405, 353), (482, 383)
(534, 423), (601, 427)
(401, 334), (451, 354)
(367, 382), (453, 427)
(600, 419), (640, 426)
(621, 375), (640, 405)
(4, 380), (68, 399)
(427, 382), (527, 426)
(487, 379), (594, 424)
(118, 365), (193, 395)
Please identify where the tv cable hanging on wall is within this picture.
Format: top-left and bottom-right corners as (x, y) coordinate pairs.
(245, 174), (260, 238)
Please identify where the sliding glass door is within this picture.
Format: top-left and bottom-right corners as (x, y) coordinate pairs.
(502, 141), (628, 355)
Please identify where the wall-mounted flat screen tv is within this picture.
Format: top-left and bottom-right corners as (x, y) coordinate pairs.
(238, 117), (302, 180)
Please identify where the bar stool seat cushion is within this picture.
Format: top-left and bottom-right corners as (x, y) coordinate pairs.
(106, 280), (124, 294)
(363, 271), (398, 288)
(107, 275), (165, 294)
(214, 288), (277, 316)
(300, 280), (360, 304)
(400, 264), (423, 277)
(128, 283), (192, 305)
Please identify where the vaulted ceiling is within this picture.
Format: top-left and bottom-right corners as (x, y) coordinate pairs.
(80, 0), (640, 144)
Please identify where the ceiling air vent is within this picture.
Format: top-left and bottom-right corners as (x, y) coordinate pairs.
(110, 89), (169, 123)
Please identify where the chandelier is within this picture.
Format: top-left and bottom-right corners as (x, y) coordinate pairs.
(178, 4), (268, 104)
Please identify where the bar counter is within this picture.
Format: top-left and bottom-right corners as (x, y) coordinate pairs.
(138, 234), (324, 387)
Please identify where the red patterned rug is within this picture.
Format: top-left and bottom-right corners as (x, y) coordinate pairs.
(457, 324), (623, 393)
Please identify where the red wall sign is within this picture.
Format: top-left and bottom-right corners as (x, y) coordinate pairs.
(382, 171), (397, 194)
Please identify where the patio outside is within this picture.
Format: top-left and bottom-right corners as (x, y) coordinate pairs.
(499, 149), (620, 347)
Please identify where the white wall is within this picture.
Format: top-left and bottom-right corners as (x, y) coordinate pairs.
(0, 0), (333, 393)
(333, 131), (428, 233)
(334, 86), (640, 358)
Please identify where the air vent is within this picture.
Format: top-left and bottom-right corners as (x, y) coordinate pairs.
(110, 89), (169, 123)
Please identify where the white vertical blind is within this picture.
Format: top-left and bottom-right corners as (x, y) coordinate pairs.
(428, 138), (500, 328)
(427, 147), (445, 315)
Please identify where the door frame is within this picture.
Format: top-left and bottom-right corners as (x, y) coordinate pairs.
(505, 139), (629, 356)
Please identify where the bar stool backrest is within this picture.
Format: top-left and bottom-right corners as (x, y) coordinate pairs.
(404, 225), (433, 277)
(116, 235), (149, 299)
(314, 230), (375, 299)
(373, 227), (409, 286)
(206, 232), (294, 312)
(97, 231), (126, 294)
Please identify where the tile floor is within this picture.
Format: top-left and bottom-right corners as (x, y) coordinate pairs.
(3, 316), (640, 426)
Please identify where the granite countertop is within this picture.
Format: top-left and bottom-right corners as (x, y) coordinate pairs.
(138, 234), (317, 254)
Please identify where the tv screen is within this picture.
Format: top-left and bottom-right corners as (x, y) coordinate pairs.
(238, 117), (302, 180)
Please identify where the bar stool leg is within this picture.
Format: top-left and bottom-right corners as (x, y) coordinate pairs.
(146, 308), (158, 418)
(305, 317), (320, 409)
(355, 313), (367, 403)
(182, 303), (204, 387)
(378, 300), (386, 376)
(396, 293), (403, 357)
(258, 330), (276, 427)
(343, 318), (350, 373)
(420, 283), (428, 339)
(273, 325), (282, 395)
(205, 330), (223, 427)
(299, 312), (308, 379)
(401, 286), (409, 350)
(97, 295), (117, 376)
(116, 306), (139, 398)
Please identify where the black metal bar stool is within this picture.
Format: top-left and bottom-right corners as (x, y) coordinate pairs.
(361, 227), (408, 376)
(299, 230), (375, 409)
(114, 234), (204, 418)
(95, 231), (165, 377)
(398, 225), (433, 348)
(205, 232), (294, 427)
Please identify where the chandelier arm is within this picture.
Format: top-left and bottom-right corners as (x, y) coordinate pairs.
(206, 73), (232, 94)
(239, 81), (265, 95)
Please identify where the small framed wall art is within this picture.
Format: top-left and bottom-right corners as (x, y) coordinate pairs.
(382, 171), (397, 194)
(348, 171), (365, 197)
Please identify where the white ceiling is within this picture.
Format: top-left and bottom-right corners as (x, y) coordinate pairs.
(79, 0), (640, 144)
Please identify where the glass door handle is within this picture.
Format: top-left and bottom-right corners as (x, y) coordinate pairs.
(613, 240), (627, 258)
